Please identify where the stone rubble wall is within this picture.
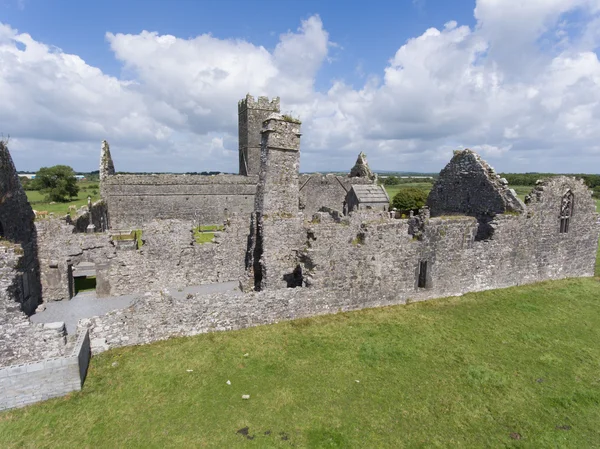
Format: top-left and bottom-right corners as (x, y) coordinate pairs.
(67, 200), (109, 233)
(36, 220), (112, 301)
(0, 142), (41, 314)
(77, 286), (405, 354)
(102, 174), (258, 229)
(36, 215), (250, 300)
(105, 217), (248, 296)
(427, 149), (525, 219)
(0, 246), (68, 368)
(0, 330), (90, 411)
(79, 174), (599, 355)
(302, 175), (599, 298)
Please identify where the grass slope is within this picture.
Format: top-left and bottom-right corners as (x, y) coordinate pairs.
(1, 277), (599, 448)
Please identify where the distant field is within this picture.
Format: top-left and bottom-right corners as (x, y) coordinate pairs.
(384, 184), (600, 210)
(25, 181), (100, 216)
(383, 183), (433, 201)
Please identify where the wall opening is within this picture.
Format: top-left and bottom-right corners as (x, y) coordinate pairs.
(74, 276), (97, 295)
(0, 221), (4, 238)
(67, 262), (74, 299)
(559, 190), (574, 234)
(474, 217), (495, 241)
(252, 215), (264, 291)
(418, 260), (428, 288)
(284, 265), (303, 288)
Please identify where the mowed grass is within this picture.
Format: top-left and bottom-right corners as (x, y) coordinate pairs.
(1, 276), (600, 447)
(25, 181), (100, 216)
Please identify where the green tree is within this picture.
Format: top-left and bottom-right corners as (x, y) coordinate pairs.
(391, 187), (428, 213)
(383, 176), (400, 186)
(33, 165), (80, 202)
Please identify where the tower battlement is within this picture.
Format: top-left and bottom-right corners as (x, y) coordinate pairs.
(238, 94), (280, 113)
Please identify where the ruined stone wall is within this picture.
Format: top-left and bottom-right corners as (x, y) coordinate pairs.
(299, 174), (374, 217)
(36, 220), (112, 301)
(36, 216), (250, 300)
(0, 142), (41, 314)
(427, 149), (525, 219)
(0, 330), (90, 411)
(106, 216), (248, 296)
(68, 200), (109, 233)
(102, 174), (258, 229)
(76, 178), (599, 356)
(0, 246), (67, 367)
(301, 175), (599, 301)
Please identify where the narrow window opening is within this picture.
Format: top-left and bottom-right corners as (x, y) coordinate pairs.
(559, 190), (574, 234)
(252, 215), (264, 291)
(418, 260), (428, 288)
(0, 221), (4, 238)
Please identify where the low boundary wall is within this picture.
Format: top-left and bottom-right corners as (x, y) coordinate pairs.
(0, 329), (91, 411)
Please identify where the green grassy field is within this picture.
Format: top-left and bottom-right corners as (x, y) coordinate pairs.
(1, 271), (599, 447)
(25, 181), (100, 216)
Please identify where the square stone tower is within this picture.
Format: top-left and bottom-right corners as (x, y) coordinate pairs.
(238, 94), (280, 176)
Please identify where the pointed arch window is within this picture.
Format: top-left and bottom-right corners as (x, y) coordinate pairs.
(559, 190), (574, 234)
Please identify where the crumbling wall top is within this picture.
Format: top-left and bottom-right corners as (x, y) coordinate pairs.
(238, 94), (280, 113)
(349, 152), (377, 181)
(260, 114), (302, 151)
(99, 140), (115, 181)
(427, 149), (525, 219)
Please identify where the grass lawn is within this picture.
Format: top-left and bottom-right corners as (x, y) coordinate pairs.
(25, 181), (100, 216)
(1, 275), (600, 447)
(193, 225), (224, 244)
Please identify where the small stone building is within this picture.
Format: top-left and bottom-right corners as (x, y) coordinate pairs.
(345, 184), (390, 214)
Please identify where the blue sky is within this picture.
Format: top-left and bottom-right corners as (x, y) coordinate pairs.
(1, 0), (600, 174)
(2, 0), (476, 86)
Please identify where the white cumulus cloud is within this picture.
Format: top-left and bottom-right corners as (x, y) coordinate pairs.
(1, 2), (600, 174)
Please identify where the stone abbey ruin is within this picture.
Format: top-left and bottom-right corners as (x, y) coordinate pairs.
(1, 94), (599, 410)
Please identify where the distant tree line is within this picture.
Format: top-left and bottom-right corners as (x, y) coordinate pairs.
(381, 176), (436, 186)
(500, 173), (600, 198)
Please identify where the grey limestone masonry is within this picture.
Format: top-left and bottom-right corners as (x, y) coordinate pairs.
(102, 174), (258, 229)
(0, 247), (68, 367)
(349, 151), (377, 181)
(0, 330), (90, 411)
(243, 115), (306, 291)
(238, 94), (280, 176)
(0, 141), (41, 314)
(36, 215), (249, 301)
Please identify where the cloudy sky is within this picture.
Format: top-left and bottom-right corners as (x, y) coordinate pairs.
(1, 0), (600, 174)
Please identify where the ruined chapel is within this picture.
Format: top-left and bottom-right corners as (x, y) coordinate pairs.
(0, 95), (598, 410)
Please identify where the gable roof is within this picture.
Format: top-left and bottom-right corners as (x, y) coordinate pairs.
(349, 184), (390, 203)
